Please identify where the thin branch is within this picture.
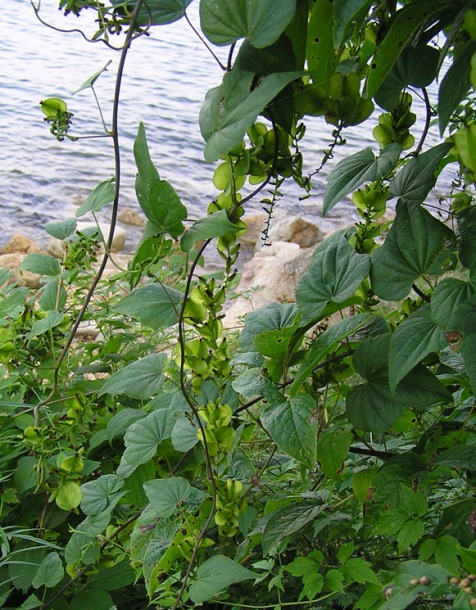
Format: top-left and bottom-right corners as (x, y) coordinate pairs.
(184, 11), (227, 71)
(413, 87), (433, 156)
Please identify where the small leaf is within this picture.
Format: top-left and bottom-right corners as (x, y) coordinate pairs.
(81, 475), (126, 516)
(333, 0), (372, 49)
(239, 303), (299, 352)
(199, 0), (297, 48)
(316, 427), (353, 479)
(323, 144), (401, 215)
(75, 179), (115, 217)
(122, 409), (170, 467)
(114, 284), (182, 329)
(45, 218), (77, 240)
(143, 477), (205, 517)
(31, 553), (64, 589)
(189, 555), (257, 604)
(181, 210), (241, 252)
(134, 123), (187, 237)
(72, 60), (112, 95)
(100, 353), (167, 399)
(261, 394), (318, 467)
(20, 253), (61, 277)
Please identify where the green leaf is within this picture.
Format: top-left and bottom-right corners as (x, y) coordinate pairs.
(366, 1), (448, 98)
(66, 589), (114, 610)
(31, 552), (64, 589)
(389, 143), (453, 205)
(307, 0), (336, 83)
(127, 0), (194, 25)
(261, 501), (327, 555)
(431, 278), (475, 331)
(459, 545), (476, 574)
(20, 253), (61, 277)
(38, 280), (67, 311)
(181, 210), (241, 252)
(439, 39), (476, 135)
(457, 205), (476, 275)
(0, 287), (30, 318)
(323, 144), (401, 215)
(100, 353), (167, 399)
(285, 555), (324, 600)
(121, 409), (170, 468)
(200, 70), (303, 162)
(45, 218), (77, 240)
(87, 559), (135, 591)
(296, 234), (370, 321)
(434, 446), (476, 471)
(370, 201), (454, 300)
(143, 477), (206, 517)
(344, 558), (380, 586)
(80, 475), (126, 516)
(291, 314), (374, 395)
(333, 0), (372, 49)
(114, 284), (182, 329)
(106, 408), (146, 443)
(316, 426), (353, 479)
(239, 303), (299, 352)
(454, 124), (476, 174)
(189, 555), (257, 604)
(199, 0), (297, 48)
(375, 44), (440, 110)
(75, 179), (115, 217)
(72, 60), (112, 95)
(28, 311), (64, 337)
(232, 368), (283, 403)
(40, 97), (67, 119)
(261, 394), (317, 467)
(389, 305), (447, 392)
(346, 334), (451, 432)
(134, 123), (187, 237)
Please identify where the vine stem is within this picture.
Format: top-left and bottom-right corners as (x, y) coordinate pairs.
(32, 0), (144, 424)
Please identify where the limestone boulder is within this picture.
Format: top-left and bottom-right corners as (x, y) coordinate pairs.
(267, 214), (324, 248)
(117, 207), (146, 227)
(0, 253), (42, 288)
(224, 241), (314, 328)
(1, 234), (42, 255)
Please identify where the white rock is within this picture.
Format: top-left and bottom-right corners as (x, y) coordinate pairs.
(267, 214), (324, 248)
(0, 253), (42, 288)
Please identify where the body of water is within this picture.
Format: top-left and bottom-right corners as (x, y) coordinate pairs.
(1, 1), (451, 250)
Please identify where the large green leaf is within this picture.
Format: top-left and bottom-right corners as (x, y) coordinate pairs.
(346, 334), (451, 432)
(439, 39), (476, 135)
(457, 205), (476, 275)
(261, 394), (317, 467)
(261, 501), (327, 556)
(239, 303), (299, 351)
(370, 201), (454, 300)
(121, 409), (170, 468)
(100, 353), (167, 399)
(316, 426), (353, 479)
(323, 144), (401, 215)
(143, 477), (206, 517)
(113, 284), (182, 329)
(333, 0), (372, 49)
(75, 179), (115, 217)
(181, 210), (242, 252)
(366, 1), (448, 98)
(296, 234), (370, 322)
(307, 0), (336, 83)
(199, 0), (296, 48)
(134, 123), (186, 238)
(375, 44), (440, 111)
(389, 305), (447, 392)
(389, 143), (453, 205)
(31, 553), (64, 589)
(20, 253), (61, 277)
(110, 0), (193, 25)
(200, 69), (303, 162)
(45, 218), (77, 240)
(189, 555), (257, 604)
(431, 278), (475, 331)
(290, 314), (374, 395)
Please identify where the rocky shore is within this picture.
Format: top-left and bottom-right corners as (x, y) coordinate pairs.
(0, 209), (337, 329)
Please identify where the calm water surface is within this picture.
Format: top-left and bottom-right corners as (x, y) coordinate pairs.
(1, 1), (449, 249)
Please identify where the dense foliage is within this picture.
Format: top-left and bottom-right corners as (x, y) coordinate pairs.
(1, 0), (476, 608)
